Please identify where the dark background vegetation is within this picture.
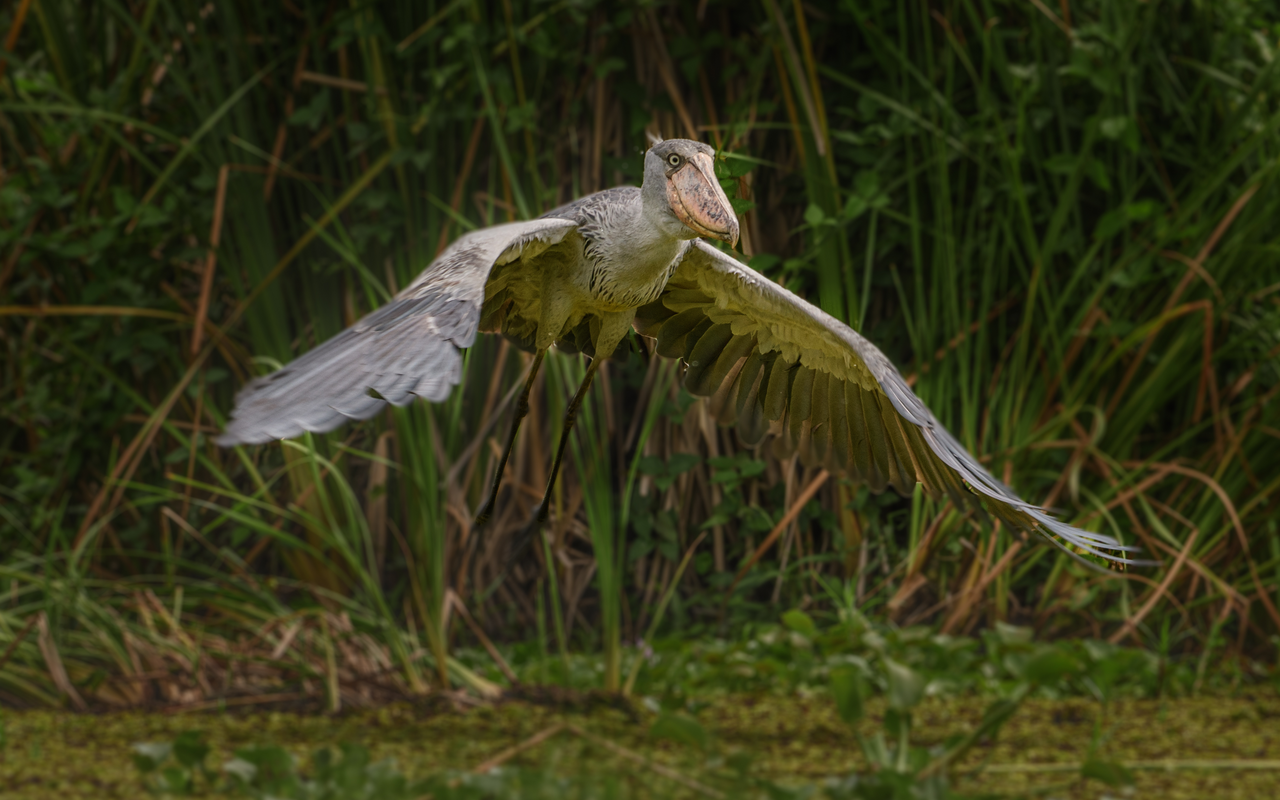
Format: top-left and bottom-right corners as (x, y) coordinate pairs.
(2, 0), (1279, 711)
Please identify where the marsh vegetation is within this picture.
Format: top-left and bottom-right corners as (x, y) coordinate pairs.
(1, 0), (1279, 795)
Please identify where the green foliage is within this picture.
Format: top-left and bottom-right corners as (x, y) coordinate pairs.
(621, 606), (1245, 707)
(120, 614), (1168, 798)
(649, 712), (712, 753)
(1080, 757), (1136, 789)
(637, 452), (700, 493)
(132, 731), (216, 795)
(132, 734), (646, 799)
(819, 616), (1145, 799)
(135, 734), (426, 799)
(2, 0), (1280, 713)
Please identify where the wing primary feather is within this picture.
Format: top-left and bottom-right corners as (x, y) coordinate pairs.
(844, 381), (874, 489)
(914, 428), (973, 508)
(881, 398), (922, 495)
(330, 393), (386, 421)
(655, 307), (709, 358)
(796, 419), (814, 466)
(633, 298), (676, 337)
(709, 355), (747, 424)
(695, 331), (755, 398)
(788, 366), (815, 443)
(756, 352), (778, 400)
(898, 419), (952, 501)
(763, 357), (795, 421)
(829, 377), (851, 477)
(684, 322), (736, 395)
(873, 393), (911, 492)
(680, 317), (716, 362)
(809, 370), (831, 463)
(735, 349), (766, 418)
(736, 363), (769, 445)
(853, 386), (889, 492)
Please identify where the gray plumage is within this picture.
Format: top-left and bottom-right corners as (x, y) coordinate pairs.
(217, 218), (578, 444)
(219, 139), (1137, 563)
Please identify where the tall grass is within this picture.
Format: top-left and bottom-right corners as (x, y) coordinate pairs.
(1, 0), (1278, 707)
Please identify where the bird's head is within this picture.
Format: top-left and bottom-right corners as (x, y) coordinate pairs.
(643, 139), (739, 248)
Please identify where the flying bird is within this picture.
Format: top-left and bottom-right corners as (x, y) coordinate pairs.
(218, 138), (1134, 563)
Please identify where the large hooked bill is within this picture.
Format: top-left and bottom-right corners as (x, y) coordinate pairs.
(667, 152), (740, 247)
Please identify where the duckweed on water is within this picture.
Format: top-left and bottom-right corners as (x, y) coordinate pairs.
(2, 621), (1275, 798)
(2, 694), (1278, 799)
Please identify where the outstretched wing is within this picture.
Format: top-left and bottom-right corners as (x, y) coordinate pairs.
(634, 240), (1135, 561)
(219, 218), (579, 446)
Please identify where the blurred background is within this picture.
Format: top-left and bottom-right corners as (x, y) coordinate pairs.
(1, 0), (1279, 709)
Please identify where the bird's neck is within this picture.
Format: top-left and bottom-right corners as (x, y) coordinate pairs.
(584, 193), (690, 307)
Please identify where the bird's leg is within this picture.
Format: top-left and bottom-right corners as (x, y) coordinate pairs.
(503, 355), (602, 569)
(533, 355), (603, 525)
(475, 348), (547, 525)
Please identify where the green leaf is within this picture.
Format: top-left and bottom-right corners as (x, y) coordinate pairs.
(803, 203), (826, 227)
(1081, 758), (1135, 787)
(594, 56), (626, 78)
(1094, 199), (1162, 240)
(131, 741), (171, 773)
(711, 468), (739, 484)
(650, 712), (711, 751)
(638, 455), (666, 476)
(1023, 648), (1078, 684)
(1094, 208), (1128, 240)
(628, 538), (654, 561)
(1043, 153), (1077, 174)
(1086, 158), (1112, 191)
(158, 766), (192, 793)
(859, 731), (893, 769)
(852, 169), (880, 198)
(111, 186), (136, 215)
(1125, 199), (1162, 220)
(842, 195), (868, 222)
(782, 609), (818, 639)
(288, 91), (329, 130)
(883, 707), (910, 740)
(750, 253), (781, 273)
(977, 697), (1022, 734)
(993, 622), (1034, 646)
(1098, 115), (1130, 140)
(699, 508), (733, 529)
(231, 744), (299, 791)
(222, 757), (257, 785)
(1098, 115), (1141, 153)
(884, 659), (925, 711)
(172, 730), (209, 770)
(719, 153), (756, 178)
(831, 666), (866, 725)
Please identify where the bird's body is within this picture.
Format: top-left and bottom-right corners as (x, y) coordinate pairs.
(219, 139), (1135, 563)
(480, 186), (691, 362)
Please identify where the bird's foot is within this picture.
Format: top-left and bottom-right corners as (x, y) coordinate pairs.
(506, 507), (548, 568)
(475, 492), (504, 526)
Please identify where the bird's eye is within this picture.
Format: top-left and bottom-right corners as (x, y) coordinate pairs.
(667, 154), (681, 166)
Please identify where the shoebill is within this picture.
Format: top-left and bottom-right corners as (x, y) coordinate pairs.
(217, 138), (1135, 563)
